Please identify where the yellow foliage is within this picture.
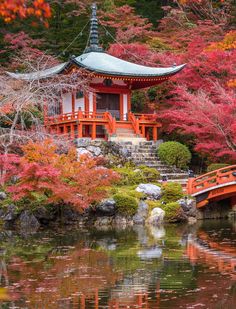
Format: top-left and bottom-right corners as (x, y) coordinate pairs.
(207, 31), (236, 51)
(0, 287), (9, 301)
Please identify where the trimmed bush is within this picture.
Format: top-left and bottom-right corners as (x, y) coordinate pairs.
(207, 163), (230, 172)
(161, 182), (184, 203)
(113, 194), (138, 216)
(158, 141), (191, 169)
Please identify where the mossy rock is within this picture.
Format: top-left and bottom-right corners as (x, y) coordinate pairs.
(113, 193), (138, 216)
(161, 202), (185, 223)
(114, 166), (144, 185)
(138, 165), (160, 182)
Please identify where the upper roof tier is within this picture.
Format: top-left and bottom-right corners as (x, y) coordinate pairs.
(7, 51), (185, 81)
(7, 3), (185, 85)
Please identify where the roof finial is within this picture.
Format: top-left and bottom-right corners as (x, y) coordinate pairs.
(84, 2), (103, 53)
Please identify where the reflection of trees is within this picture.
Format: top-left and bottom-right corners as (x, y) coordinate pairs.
(7, 243), (120, 308)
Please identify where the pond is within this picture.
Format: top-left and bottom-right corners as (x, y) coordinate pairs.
(0, 220), (235, 308)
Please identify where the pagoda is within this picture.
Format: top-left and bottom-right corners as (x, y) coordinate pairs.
(8, 3), (185, 142)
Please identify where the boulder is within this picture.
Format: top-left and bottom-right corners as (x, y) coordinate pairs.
(136, 184), (161, 200)
(3, 204), (18, 221)
(87, 146), (102, 156)
(76, 138), (92, 147)
(146, 207), (165, 225)
(18, 210), (40, 230)
(33, 206), (55, 222)
(76, 148), (92, 157)
(94, 217), (113, 227)
(133, 201), (148, 225)
(96, 199), (116, 216)
(113, 215), (132, 227)
(178, 198), (197, 217)
(0, 192), (7, 200)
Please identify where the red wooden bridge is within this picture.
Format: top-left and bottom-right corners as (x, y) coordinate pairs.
(187, 165), (236, 208)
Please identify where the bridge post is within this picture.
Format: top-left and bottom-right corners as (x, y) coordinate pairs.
(186, 178), (195, 195)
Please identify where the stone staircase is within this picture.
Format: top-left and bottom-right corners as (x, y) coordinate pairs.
(109, 122), (146, 144)
(121, 140), (189, 188)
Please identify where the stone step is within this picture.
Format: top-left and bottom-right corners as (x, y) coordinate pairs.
(133, 155), (159, 159)
(160, 173), (189, 180)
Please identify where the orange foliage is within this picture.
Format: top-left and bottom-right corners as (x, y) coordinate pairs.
(6, 139), (119, 210)
(228, 79), (236, 88)
(208, 31), (236, 51)
(0, 0), (51, 23)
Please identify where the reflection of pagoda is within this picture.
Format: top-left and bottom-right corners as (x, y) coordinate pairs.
(187, 232), (236, 276)
(8, 3), (185, 142)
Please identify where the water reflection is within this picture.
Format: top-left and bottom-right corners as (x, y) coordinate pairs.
(0, 221), (235, 308)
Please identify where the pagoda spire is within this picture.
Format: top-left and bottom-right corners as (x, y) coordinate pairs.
(84, 3), (103, 53)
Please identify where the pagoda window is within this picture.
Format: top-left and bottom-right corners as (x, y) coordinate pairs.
(62, 92), (72, 114)
(97, 93), (120, 119)
(75, 91), (85, 112)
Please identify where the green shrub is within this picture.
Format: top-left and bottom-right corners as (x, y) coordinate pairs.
(115, 164), (160, 186)
(138, 165), (160, 182)
(114, 165), (144, 185)
(161, 182), (184, 203)
(158, 141), (191, 169)
(207, 163), (230, 172)
(113, 194), (138, 216)
(161, 202), (181, 222)
(111, 185), (145, 200)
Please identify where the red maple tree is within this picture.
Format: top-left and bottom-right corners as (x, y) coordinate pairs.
(2, 140), (119, 210)
(0, 0), (51, 23)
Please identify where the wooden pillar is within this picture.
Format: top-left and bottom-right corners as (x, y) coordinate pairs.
(63, 124), (67, 135)
(78, 123), (83, 138)
(153, 126), (158, 141)
(84, 92), (89, 116)
(70, 124), (75, 139)
(94, 289), (99, 309)
(93, 93), (96, 114)
(120, 93), (124, 121)
(56, 125), (60, 134)
(92, 123), (96, 140)
(127, 91), (131, 113)
(141, 125), (145, 137)
(72, 92), (75, 114)
(80, 294), (86, 309)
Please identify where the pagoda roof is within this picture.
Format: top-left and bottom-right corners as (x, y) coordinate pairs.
(7, 51), (185, 81)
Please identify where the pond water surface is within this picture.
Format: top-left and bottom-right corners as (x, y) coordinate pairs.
(0, 220), (235, 308)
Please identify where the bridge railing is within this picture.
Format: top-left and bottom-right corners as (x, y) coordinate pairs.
(187, 165), (236, 195)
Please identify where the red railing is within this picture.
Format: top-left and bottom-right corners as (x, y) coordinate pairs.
(104, 112), (116, 135)
(44, 111), (107, 125)
(187, 165), (236, 195)
(134, 113), (158, 122)
(128, 112), (140, 135)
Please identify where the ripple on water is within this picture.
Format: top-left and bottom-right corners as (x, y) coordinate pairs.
(0, 220), (235, 308)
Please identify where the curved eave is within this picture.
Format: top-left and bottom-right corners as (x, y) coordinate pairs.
(6, 62), (68, 81)
(71, 58), (186, 79)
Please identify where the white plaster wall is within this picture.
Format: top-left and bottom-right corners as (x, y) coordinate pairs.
(75, 97), (85, 111)
(123, 94), (128, 120)
(89, 92), (94, 113)
(62, 93), (72, 114)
